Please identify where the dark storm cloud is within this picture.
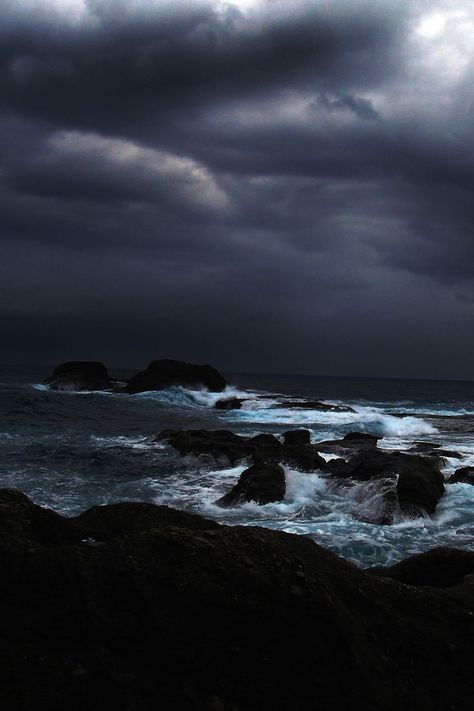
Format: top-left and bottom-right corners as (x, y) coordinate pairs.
(0, 0), (473, 378)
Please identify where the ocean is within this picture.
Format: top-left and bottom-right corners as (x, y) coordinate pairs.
(1, 364), (474, 567)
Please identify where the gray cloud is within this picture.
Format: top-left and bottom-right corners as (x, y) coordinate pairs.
(0, 0), (473, 378)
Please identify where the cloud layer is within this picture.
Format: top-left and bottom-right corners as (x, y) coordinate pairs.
(1, 0), (473, 377)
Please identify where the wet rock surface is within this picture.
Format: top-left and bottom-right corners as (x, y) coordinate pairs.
(314, 432), (380, 455)
(215, 462), (286, 507)
(1, 489), (474, 711)
(448, 467), (474, 485)
(157, 428), (327, 471)
(159, 429), (447, 522)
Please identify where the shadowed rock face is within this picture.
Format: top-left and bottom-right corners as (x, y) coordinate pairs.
(1, 489), (474, 711)
(126, 359), (227, 393)
(44, 361), (111, 391)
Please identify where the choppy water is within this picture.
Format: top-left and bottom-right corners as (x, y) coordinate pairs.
(1, 364), (474, 567)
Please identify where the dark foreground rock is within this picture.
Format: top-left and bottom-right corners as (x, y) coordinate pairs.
(126, 359), (227, 394)
(158, 428), (327, 471)
(215, 462), (286, 507)
(449, 466), (474, 485)
(1, 489), (474, 711)
(44, 361), (112, 391)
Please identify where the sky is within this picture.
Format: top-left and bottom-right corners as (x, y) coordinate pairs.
(1, 0), (473, 379)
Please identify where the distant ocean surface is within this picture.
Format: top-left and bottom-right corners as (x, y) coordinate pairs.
(1, 364), (474, 567)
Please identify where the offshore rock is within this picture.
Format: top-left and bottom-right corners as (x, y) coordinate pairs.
(44, 361), (112, 391)
(1, 489), (474, 711)
(215, 462), (286, 507)
(126, 359), (227, 394)
(448, 466), (474, 485)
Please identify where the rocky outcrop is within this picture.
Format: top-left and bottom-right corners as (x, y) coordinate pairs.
(396, 459), (445, 516)
(272, 399), (355, 413)
(1, 489), (474, 711)
(315, 431), (379, 455)
(327, 448), (445, 518)
(448, 466), (474, 485)
(158, 428), (327, 472)
(126, 359), (227, 393)
(215, 462), (286, 507)
(44, 361), (112, 391)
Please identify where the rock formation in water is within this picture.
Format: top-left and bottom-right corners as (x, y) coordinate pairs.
(125, 359), (228, 393)
(44, 361), (113, 391)
(448, 466), (474, 485)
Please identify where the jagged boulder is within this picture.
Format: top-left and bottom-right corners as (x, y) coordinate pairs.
(215, 462), (286, 507)
(44, 361), (112, 391)
(126, 359), (227, 394)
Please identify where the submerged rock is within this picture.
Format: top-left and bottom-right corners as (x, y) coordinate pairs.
(448, 467), (474, 485)
(44, 361), (112, 391)
(1, 489), (474, 711)
(214, 397), (243, 410)
(126, 359), (227, 394)
(272, 399), (355, 413)
(215, 462), (286, 507)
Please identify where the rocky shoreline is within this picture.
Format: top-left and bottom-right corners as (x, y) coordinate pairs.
(1, 488), (474, 710)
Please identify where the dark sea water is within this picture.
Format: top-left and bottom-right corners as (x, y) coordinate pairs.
(1, 364), (474, 567)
